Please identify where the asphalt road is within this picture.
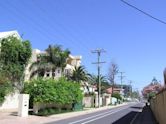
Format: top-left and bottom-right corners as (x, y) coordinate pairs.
(46, 102), (144, 124)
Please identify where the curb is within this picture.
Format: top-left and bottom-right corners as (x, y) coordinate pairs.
(43, 102), (129, 123)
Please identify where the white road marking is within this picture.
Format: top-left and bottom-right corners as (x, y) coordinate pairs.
(81, 107), (129, 124)
(130, 112), (140, 124)
(68, 109), (115, 124)
(69, 105), (130, 124)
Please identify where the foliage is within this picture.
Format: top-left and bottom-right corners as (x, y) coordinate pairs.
(46, 45), (70, 74)
(31, 107), (73, 116)
(0, 73), (9, 85)
(70, 66), (88, 83)
(131, 91), (140, 99)
(142, 77), (163, 99)
(30, 44), (70, 79)
(69, 66), (91, 93)
(0, 36), (32, 91)
(23, 77), (83, 106)
(0, 80), (13, 103)
(108, 61), (119, 84)
(108, 61), (119, 94)
(88, 74), (110, 93)
(147, 92), (156, 99)
(112, 93), (122, 100)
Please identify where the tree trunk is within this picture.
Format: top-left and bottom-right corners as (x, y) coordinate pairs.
(112, 75), (114, 95)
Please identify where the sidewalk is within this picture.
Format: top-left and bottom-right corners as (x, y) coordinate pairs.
(133, 106), (158, 124)
(0, 103), (128, 124)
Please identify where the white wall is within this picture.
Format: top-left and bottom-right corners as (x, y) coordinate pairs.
(0, 92), (19, 110)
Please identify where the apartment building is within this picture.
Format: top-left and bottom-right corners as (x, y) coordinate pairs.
(24, 49), (82, 81)
(0, 30), (82, 81)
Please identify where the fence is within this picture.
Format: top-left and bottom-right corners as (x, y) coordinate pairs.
(150, 89), (166, 124)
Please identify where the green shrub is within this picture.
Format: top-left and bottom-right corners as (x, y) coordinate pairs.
(38, 109), (49, 116)
(33, 108), (73, 116)
(112, 93), (122, 100)
(0, 82), (13, 104)
(23, 77), (83, 110)
(48, 108), (56, 114)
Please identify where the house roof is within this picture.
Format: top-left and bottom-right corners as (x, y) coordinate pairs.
(106, 87), (122, 94)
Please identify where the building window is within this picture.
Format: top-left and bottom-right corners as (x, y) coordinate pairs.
(57, 69), (61, 74)
(64, 69), (71, 75)
(46, 73), (49, 77)
(52, 71), (56, 77)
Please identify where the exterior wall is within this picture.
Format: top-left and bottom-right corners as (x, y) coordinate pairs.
(150, 89), (166, 124)
(0, 91), (19, 110)
(83, 96), (94, 108)
(112, 97), (118, 105)
(102, 94), (111, 106)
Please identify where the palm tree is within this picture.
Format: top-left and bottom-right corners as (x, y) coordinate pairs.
(70, 66), (90, 93)
(88, 74), (110, 93)
(70, 66), (88, 83)
(46, 45), (70, 76)
(29, 44), (70, 79)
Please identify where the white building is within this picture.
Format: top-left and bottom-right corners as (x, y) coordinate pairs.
(24, 49), (82, 81)
(0, 30), (82, 110)
(0, 30), (20, 39)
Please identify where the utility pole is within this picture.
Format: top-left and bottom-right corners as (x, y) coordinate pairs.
(129, 80), (132, 98)
(92, 49), (106, 108)
(118, 72), (125, 95)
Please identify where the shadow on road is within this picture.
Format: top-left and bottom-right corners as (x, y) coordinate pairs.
(112, 111), (139, 124)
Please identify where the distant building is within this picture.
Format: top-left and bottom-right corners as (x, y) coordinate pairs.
(106, 87), (122, 94)
(0, 30), (82, 81)
(115, 84), (132, 97)
(0, 30), (83, 110)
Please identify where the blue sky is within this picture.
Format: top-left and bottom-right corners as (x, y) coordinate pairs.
(1, 0), (166, 91)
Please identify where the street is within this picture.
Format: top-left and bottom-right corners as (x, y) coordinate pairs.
(47, 102), (144, 124)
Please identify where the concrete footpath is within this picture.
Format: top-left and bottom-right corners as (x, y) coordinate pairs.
(133, 106), (158, 124)
(0, 103), (128, 124)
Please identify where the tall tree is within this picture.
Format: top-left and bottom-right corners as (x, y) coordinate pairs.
(70, 66), (90, 93)
(88, 74), (110, 93)
(0, 36), (32, 91)
(108, 61), (119, 94)
(70, 66), (88, 83)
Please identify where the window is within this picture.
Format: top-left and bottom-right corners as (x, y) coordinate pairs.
(57, 69), (61, 74)
(64, 69), (71, 75)
(46, 71), (50, 77)
(46, 73), (49, 77)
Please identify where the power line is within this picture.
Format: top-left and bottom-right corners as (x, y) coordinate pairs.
(5, 0), (89, 53)
(31, 0), (91, 52)
(120, 0), (166, 25)
(91, 49), (106, 108)
(3, 0), (53, 42)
